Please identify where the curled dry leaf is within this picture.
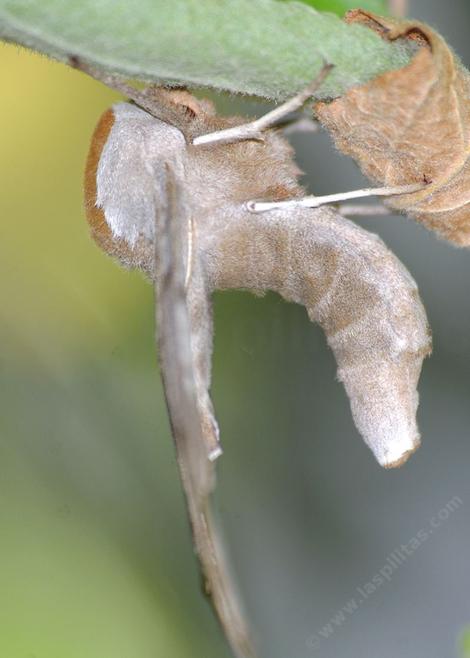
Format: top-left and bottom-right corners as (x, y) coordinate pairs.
(83, 86), (431, 657)
(316, 10), (470, 246)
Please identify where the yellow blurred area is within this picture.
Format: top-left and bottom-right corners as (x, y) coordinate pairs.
(0, 488), (183, 658)
(0, 43), (152, 372)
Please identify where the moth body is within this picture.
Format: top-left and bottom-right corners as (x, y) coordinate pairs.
(84, 88), (431, 469)
(85, 102), (187, 273)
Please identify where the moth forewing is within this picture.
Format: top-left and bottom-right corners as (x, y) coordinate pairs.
(153, 165), (253, 658)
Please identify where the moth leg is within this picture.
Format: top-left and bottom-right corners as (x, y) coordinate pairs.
(337, 203), (394, 217)
(193, 63), (333, 146)
(246, 183), (427, 213)
(281, 115), (320, 136)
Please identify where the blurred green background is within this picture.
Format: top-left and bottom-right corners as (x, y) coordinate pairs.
(0, 1), (469, 657)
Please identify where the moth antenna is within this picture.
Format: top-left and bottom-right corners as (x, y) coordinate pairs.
(70, 56), (149, 103)
(193, 62), (333, 147)
(246, 183), (428, 213)
(69, 56), (190, 136)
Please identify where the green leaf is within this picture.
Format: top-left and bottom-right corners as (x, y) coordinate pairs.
(461, 628), (470, 658)
(286, 0), (388, 17)
(0, 0), (410, 99)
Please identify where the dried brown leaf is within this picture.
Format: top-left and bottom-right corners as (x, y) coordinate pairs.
(316, 10), (470, 246)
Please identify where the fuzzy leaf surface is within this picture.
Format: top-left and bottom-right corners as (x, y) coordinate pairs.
(0, 0), (410, 99)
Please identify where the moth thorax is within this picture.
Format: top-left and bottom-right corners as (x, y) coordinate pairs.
(85, 102), (187, 259)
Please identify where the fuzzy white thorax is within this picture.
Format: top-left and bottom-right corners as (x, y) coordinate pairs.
(95, 102), (186, 246)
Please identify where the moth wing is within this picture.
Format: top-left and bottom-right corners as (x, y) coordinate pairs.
(153, 164), (252, 654)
